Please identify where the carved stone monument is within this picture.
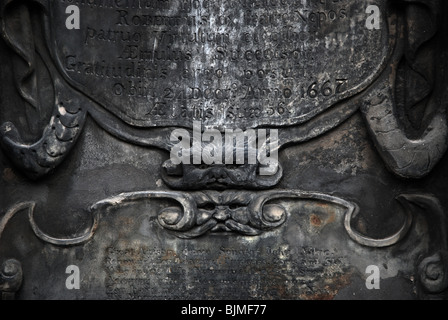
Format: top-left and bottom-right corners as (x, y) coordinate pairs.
(1, 0), (447, 300)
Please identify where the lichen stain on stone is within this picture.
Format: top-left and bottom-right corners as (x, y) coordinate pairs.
(310, 214), (322, 227)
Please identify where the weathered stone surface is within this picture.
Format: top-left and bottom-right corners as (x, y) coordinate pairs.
(49, 0), (390, 129)
(0, 0), (448, 301)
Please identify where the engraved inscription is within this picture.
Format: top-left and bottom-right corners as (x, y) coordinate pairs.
(104, 244), (351, 299)
(50, 0), (389, 128)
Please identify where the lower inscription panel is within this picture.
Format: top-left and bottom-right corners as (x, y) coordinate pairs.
(0, 194), (427, 300)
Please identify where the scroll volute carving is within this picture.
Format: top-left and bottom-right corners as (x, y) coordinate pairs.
(361, 0), (448, 179)
(0, 1), (88, 179)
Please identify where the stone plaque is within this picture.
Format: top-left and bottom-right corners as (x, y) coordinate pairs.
(50, 0), (390, 128)
(1, 0), (448, 302)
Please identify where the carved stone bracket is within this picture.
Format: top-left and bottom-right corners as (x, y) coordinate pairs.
(161, 161), (284, 190)
(0, 190), (357, 244)
(344, 195), (413, 248)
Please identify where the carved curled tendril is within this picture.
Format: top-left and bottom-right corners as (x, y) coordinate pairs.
(418, 251), (448, 294)
(91, 191), (197, 233)
(344, 195), (413, 248)
(0, 202), (98, 246)
(0, 192), (418, 247)
(88, 190), (360, 239)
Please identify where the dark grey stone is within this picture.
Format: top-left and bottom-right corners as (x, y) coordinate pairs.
(0, 0), (448, 300)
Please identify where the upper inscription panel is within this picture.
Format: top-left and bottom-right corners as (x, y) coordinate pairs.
(49, 0), (389, 129)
